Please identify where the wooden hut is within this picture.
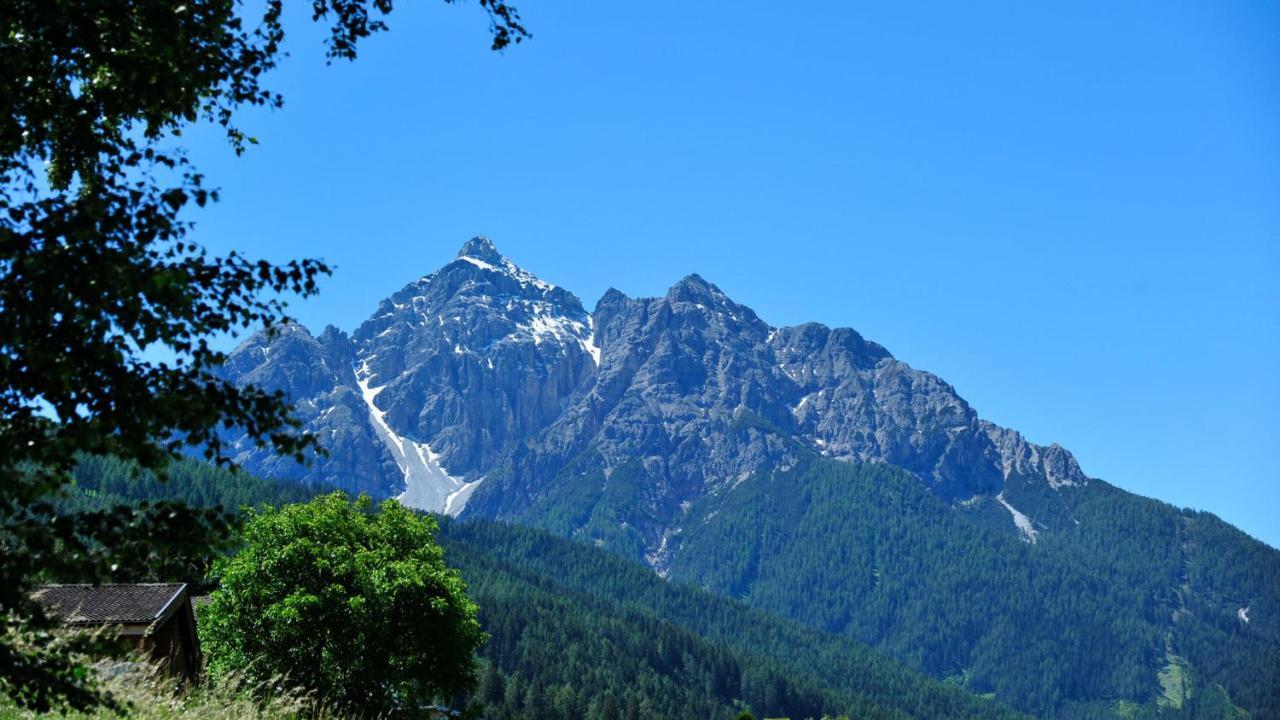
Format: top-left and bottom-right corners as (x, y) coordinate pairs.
(32, 583), (202, 680)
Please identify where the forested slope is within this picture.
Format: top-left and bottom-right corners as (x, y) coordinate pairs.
(65, 455), (1275, 718)
(665, 453), (1277, 718)
(440, 519), (1025, 720)
(1032, 480), (1280, 717)
(64, 456), (1024, 719)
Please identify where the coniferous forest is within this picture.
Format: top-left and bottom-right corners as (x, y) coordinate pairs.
(58, 456), (1278, 719)
(60, 457), (1023, 719)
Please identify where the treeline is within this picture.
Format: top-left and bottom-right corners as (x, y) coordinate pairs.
(455, 551), (891, 720)
(67, 453), (1273, 718)
(61, 454), (320, 512)
(670, 456), (1161, 710)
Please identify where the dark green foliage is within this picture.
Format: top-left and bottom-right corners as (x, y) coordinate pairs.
(669, 457), (1160, 712)
(1033, 481), (1280, 718)
(517, 457), (653, 562)
(663, 454), (1276, 718)
(439, 519), (1027, 720)
(457, 562), (849, 719)
(23, 455), (320, 600)
(59, 452), (1276, 719)
(201, 493), (485, 716)
(60, 454), (322, 513)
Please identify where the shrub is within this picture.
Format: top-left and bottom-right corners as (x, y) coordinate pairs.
(200, 493), (483, 716)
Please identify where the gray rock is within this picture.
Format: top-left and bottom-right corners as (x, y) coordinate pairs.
(219, 322), (398, 496)
(216, 236), (1089, 553)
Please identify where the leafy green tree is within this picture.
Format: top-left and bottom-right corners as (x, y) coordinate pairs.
(201, 492), (484, 715)
(0, 0), (524, 710)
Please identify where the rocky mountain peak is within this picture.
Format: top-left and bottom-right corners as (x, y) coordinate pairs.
(661, 273), (771, 343)
(457, 235), (504, 264)
(666, 273), (720, 303)
(218, 236), (1092, 547)
(438, 236), (577, 309)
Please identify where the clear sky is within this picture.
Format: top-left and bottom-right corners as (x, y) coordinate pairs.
(182, 1), (1279, 546)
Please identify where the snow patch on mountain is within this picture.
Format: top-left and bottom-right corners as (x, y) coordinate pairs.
(451, 239), (597, 364)
(355, 362), (475, 516)
(582, 316), (602, 365)
(519, 310), (589, 346)
(445, 478), (484, 516)
(793, 390), (823, 417)
(456, 254), (499, 273)
(996, 492), (1038, 543)
(456, 249), (556, 294)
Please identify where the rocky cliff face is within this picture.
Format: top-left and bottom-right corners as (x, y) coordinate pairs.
(350, 237), (596, 486)
(218, 322), (397, 496)
(771, 323), (1005, 500)
(218, 237), (1086, 554)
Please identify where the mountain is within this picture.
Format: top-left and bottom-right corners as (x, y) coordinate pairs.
(217, 237), (1279, 718)
(219, 237), (597, 511)
(219, 237), (1060, 532)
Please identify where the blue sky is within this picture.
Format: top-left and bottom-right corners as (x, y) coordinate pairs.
(183, 1), (1279, 546)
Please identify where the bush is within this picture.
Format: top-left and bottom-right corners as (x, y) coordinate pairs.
(200, 493), (484, 716)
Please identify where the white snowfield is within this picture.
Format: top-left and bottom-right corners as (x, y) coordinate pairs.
(583, 316), (602, 366)
(996, 492), (1039, 543)
(355, 361), (480, 516)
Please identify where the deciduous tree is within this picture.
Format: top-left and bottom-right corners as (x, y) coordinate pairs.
(201, 492), (484, 715)
(0, 0), (524, 709)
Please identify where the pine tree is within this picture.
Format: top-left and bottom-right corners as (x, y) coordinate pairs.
(480, 661), (505, 706)
(524, 681), (550, 718)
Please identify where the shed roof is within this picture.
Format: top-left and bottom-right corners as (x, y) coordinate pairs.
(32, 584), (188, 626)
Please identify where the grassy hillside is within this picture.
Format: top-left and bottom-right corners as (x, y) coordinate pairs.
(0, 672), (342, 719)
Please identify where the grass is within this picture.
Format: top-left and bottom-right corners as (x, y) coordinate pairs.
(1157, 651), (1190, 710)
(0, 664), (341, 720)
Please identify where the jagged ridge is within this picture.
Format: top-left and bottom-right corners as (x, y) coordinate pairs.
(221, 237), (1081, 540)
